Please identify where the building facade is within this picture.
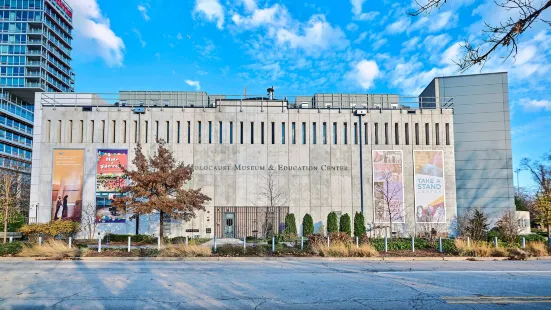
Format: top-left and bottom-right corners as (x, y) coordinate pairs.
(420, 72), (514, 222)
(30, 91), (457, 238)
(0, 0), (74, 176)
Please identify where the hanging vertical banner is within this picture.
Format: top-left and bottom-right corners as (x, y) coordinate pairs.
(414, 150), (446, 223)
(51, 149), (84, 222)
(95, 149), (127, 223)
(373, 150), (404, 223)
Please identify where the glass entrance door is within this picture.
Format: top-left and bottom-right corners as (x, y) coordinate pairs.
(223, 212), (235, 238)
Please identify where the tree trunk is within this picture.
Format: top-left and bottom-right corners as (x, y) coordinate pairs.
(3, 187), (9, 244)
(3, 202), (8, 244)
(159, 210), (164, 245)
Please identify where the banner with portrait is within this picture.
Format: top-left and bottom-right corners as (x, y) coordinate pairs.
(95, 149), (127, 223)
(51, 149), (84, 222)
(373, 150), (404, 223)
(414, 150), (446, 223)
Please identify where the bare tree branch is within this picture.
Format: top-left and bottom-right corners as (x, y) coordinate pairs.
(409, 0), (551, 71)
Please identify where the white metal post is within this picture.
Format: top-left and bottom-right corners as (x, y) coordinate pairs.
(38, 236), (42, 246)
(467, 237), (470, 247)
(158, 236), (161, 250)
(185, 236), (188, 246)
(522, 237), (526, 249)
(68, 237), (72, 248)
(356, 236), (359, 248)
(384, 236), (388, 252)
(128, 236), (131, 252)
(494, 236), (498, 248)
(327, 236), (330, 248)
(272, 236), (275, 252)
(9, 237), (13, 243)
(411, 236), (415, 253)
(214, 237), (217, 252)
(301, 237), (304, 250)
(439, 237), (442, 253)
(98, 238), (102, 253)
(243, 237), (246, 252)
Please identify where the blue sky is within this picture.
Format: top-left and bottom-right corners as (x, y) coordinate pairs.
(66, 0), (551, 188)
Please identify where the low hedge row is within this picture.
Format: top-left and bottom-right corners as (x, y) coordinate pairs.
(0, 241), (23, 256)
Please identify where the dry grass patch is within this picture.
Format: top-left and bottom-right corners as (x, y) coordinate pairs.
(160, 244), (212, 257)
(455, 239), (496, 257)
(312, 242), (378, 257)
(18, 240), (77, 259)
(526, 242), (549, 257)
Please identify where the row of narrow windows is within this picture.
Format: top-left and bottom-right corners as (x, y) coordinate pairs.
(46, 120), (452, 146)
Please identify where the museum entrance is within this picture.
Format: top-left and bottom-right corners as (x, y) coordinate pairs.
(223, 213), (235, 238)
(214, 206), (289, 239)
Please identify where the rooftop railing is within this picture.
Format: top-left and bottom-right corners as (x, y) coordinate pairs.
(39, 92), (454, 110)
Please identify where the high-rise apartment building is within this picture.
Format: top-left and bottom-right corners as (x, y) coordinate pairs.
(0, 0), (74, 174)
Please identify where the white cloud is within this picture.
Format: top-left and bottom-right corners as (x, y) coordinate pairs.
(386, 18), (410, 34)
(65, 0), (125, 66)
(515, 45), (536, 65)
(240, 0), (257, 12)
(423, 34), (451, 52)
(346, 23), (358, 32)
(176, 33), (183, 40)
(347, 59), (380, 89)
(232, 4), (288, 29)
(441, 42), (462, 65)
(137, 4), (150, 21)
(519, 98), (551, 112)
(350, 0), (365, 16)
(276, 15), (348, 54)
(185, 80), (201, 90)
(402, 37), (420, 52)
(193, 0), (224, 29)
(429, 11), (456, 32)
(350, 0), (379, 20)
(132, 28), (146, 48)
(354, 31), (368, 44)
(372, 38), (387, 50)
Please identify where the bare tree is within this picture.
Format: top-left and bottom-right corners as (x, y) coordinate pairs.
(256, 170), (288, 238)
(520, 151), (551, 240)
(80, 201), (98, 240)
(409, 0), (551, 71)
(0, 166), (30, 244)
(496, 210), (522, 243)
(416, 213), (448, 241)
(374, 170), (405, 238)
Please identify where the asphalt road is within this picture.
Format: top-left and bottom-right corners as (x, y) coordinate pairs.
(1, 259), (550, 309)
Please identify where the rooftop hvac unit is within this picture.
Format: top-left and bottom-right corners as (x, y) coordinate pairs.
(133, 107), (145, 114)
(391, 103), (398, 109)
(325, 103), (332, 108)
(120, 100), (127, 106)
(300, 102), (309, 108)
(82, 106), (92, 112)
(355, 110), (367, 116)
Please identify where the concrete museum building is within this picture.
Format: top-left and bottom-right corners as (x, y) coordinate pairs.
(28, 72), (515, 239)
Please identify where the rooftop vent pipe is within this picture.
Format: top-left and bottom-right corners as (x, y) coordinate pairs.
(267, 86), (274, 100)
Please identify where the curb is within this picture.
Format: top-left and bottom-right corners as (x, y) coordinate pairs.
(1, 256), (550, 262)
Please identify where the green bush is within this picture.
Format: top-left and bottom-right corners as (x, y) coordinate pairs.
(353, 212), (366, 238)
(103, 234), (156, 244)
(370, 238), (430, 251)
(0, 241), (23, 256)
(284, 213), (297, 236)
(520, 234), (547, 243)
(327, 212), (338, 233)
(0, 211), (25, 232)
(339, 213), (351, 236)
(302, 214), (314, 236)
(438, 239), (458, 254)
